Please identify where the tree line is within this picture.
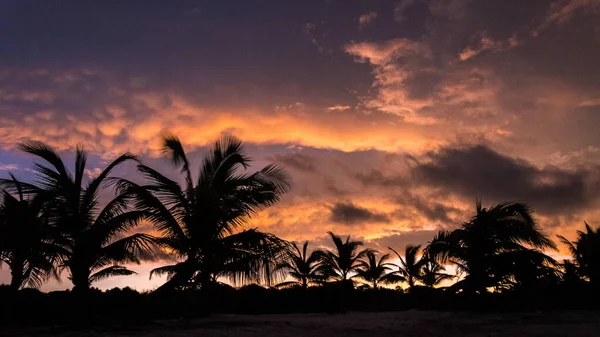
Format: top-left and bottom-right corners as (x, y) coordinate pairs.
(0, 135), (599, 297)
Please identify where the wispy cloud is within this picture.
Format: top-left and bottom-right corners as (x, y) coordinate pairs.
(358, 11), (378, 27)
(0, 163), (19, 171)
(325, 105), (351, 112)
(577, 98), (600, 107)
(459, 34), (521, 61)
(532, 0), (600, 36)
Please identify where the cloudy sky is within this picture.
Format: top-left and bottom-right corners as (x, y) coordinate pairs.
(1, 0), (600, 290)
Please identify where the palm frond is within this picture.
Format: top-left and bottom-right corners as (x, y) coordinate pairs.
(89, 265), (136, 283)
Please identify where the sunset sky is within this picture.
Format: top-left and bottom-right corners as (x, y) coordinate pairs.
(1, 0), (600, 291)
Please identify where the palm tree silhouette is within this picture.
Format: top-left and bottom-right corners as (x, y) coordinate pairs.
(115, 134), (292, 291)
(321, 231), (369, 281)
(558, 222), (600, 286)
(355, 251), (394, 289)
(559, 259), (583, 285)
(387, 245), (425, 289)
(427, 201), (556, 294)
(420, 258), (454, 288)
(495, 248), (559, 290)
(0, 175), (63, 290)
(2, 141), (157, 291)
(274, 241), (327, 288)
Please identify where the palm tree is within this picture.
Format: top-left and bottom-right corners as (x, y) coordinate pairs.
(355, 251), (395, 289)
(558, 222), (600, 286)
(560, 259), (583, 285)
(427, 201), (556, 294)
(0, 176), (63, 290)
(274, 241), (327, 288)
(494, 248), (559, 290)
(387, 245), (425, 289)
(420, 258), (454, 288)
(320, 231), (370, 281)
(2, 142), (157, 291)
(114, 134), (292, 291)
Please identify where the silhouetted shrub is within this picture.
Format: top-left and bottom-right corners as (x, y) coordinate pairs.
(1, 283), (599, 327)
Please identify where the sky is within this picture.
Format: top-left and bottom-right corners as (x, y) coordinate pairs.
(1, 0), (600, 291)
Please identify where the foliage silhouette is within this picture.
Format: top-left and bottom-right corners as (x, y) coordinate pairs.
(387, 244), (427, 289)
(0, 175), (62, 289)
(560, 259), (584, 285)
(3, 136), (600, 318)
(355, 251), (395, 288)
(558, 222), (600, 286)
(275, 241), (327, 288)
(320, 231), (370, 281)
(1, 142), (157, 291)
(427, 201), (556, 294)
(113, 134), (292, 291)
(421, 257), (454, 288)
(495, 248), (559, 290)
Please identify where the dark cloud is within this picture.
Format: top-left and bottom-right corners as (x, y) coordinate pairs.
(394, 192), (462, 223)
(273, 153), (317, 173)
(355, 169), (408, 187)
(413, 145), (600, 214)
(366, 230), (439, 251)
(329, 202), (390, 225)
(307, 229), (438, 253)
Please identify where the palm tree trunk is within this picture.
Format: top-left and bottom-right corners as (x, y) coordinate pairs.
(71, 267), (91, 292)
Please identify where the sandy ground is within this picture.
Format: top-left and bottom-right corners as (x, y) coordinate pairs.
(4, 311), (600, 336)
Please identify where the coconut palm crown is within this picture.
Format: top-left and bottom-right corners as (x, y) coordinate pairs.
(275, 241), (327, 288)
(355, 251), (395, 288)
(387, 244), (426, 289)
(427, 201), (556, 293)
(0, 175), (63, 289)
(114, 134), (292, 290)
(2, 142), (157, 291)
(558, 222), (600, 286)
(320, 231), (370, 281)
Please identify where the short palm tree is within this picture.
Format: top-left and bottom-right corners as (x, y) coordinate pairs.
(558, 222), (600, 286)
(355, 251), (395, 289)
(387, 244), (426, 289)
(427, 201), (556, 294)
(0, 176), (63, 289)
(115, 134), (292, 291)
(4, 142), (157, 291)
(560, 259), (583, 285)
(320, 231), (370, 281)
(275, 241), (327, 288)
(420, 258), (454, 288)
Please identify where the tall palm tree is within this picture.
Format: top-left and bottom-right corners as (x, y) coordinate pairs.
(115, 134), (292, 291)
(2, 142), (157, 291)
(427, 201), (556, 294)
(274, 241), (327, 288)
(387, 245), (425, 289)
(420, 258), (454, 288)
(558, 222), (600, 286)
(355, 251), (395, 289)
(320, 231), (370, 281)
(0, 176), (63, 290)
